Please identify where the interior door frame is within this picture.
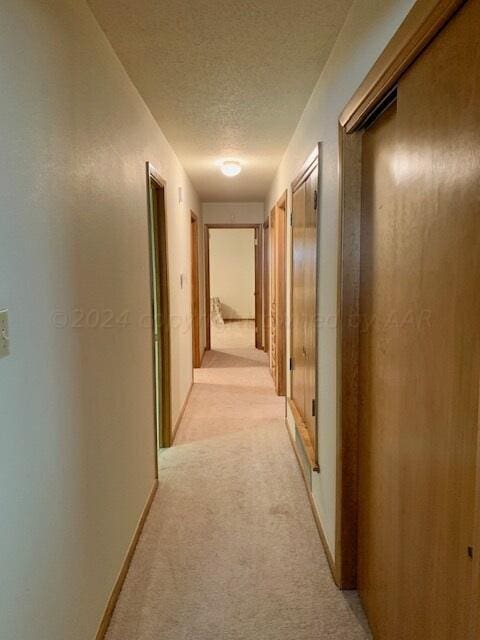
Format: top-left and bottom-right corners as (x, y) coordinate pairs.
(272, 192), (287, 396)
(204, 223), (263, 350)
(335, 0), (473, 595)
(146, 162), (172, 460)
(190, 211), (201, 368)
(263, 217), (270, 354)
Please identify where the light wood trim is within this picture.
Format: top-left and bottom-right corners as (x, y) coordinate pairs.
(263, 217), (270, 353)
(204, 224), (263, 350)
(95, 480), (158, 640)
(190, 212), (201, 369)
(274, 192), (287, 396)
(471, 378), (480, 640)
(284, 417), (336, 579)
(340, 0), (466, 132)
(171, 381), (193, 444)
(291, 147), (318, 192)
(335, 128), (363, 589)
(288, 399), (319, 473)
(146, 162), (172, 455)
(204, 224), (211, 350)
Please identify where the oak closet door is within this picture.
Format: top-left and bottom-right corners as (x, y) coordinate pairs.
(303, 167), (318, 444)
(358, 2), (480, 638)
(291, 183), (306, 417)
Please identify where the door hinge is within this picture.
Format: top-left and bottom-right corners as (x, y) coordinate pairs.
(468, 546), (474, 559)
(289, 357), (293, 371)
(312, 399), (316, 417)
(254, 238), (259, 246)
(290, 211), (293, 226)
(314, 189), (318, 211)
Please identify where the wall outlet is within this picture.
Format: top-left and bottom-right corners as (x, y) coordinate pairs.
(0, 309), (10, 359)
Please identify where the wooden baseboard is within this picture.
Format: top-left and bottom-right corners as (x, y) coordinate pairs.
(171, 382), (193, 444)
(283, 417), (338, 586)
(95, 480), (158, 639)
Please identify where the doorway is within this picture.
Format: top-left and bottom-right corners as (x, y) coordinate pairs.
(337, 1), (480, 636)
(190, 211), (201, 369)
(205, 224), (262, 351)
(146, 162), (172, 452)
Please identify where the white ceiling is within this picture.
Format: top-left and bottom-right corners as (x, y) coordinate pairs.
(88, 0), (353, 202)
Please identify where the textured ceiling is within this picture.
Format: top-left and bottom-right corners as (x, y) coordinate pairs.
(88, 0), (353, 201)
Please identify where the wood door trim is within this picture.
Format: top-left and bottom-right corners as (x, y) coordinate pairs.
(263, 216), (270, 354)
(274, 191), (287, 396)
(146, 162), (172, 454)
(204, 224), (263, 350)
(336, 0), (473, 592)
(190, 211), (201, 369)
(340, 0), (466, 132)
(471, 379), (480, 639)
(292, 147), (318, 193)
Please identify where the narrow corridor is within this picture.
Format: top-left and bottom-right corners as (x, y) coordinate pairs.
(105, 324), (370, 639)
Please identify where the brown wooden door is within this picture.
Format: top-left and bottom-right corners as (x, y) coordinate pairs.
(358, 3), (480, 638)
(291, 157), (318, 453)
(291, 183), (306, 419)
(303, 167), (318, 443)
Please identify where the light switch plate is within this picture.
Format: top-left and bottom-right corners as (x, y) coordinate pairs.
(0, 309), (10, 359)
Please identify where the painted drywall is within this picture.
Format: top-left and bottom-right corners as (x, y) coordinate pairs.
(267, 0), (416, 554)
(209, 229), (255, 320)
(0, 1), (199, 639)
(202, 202), (265, 225)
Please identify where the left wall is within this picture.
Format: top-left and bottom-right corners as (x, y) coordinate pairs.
(0, 2), (200, 639)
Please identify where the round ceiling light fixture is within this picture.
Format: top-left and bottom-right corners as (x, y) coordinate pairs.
(221, 160), (242, 177)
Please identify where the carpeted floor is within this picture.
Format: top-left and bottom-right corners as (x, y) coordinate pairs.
(105, 322), (371, 640)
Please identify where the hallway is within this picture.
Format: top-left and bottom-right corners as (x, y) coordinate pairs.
(105, 327), (370, 639)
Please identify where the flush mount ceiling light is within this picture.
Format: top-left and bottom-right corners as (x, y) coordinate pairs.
(220, 160), (242, 177)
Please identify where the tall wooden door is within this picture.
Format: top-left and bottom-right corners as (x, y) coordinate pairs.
(291, 152), (318, 455)
(358, 3), (480, 638)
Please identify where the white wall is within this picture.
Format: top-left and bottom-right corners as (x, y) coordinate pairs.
(267, 0), (416, 555)
(202, 202), (265, 225)
(0, 1), (199, 639)
(210, 229), (255, 319)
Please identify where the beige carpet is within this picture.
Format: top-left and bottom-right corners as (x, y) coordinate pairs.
(105, 323), (371, 639)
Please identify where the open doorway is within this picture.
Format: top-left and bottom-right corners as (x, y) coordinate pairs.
(146, 162), (172, 454)
(205, 224), (262, 351)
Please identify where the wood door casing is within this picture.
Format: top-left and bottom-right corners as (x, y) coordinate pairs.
(270, 195), (287, 396)
(263, 219), (270, 353)
(190, 212), (201, 368)
(358, 2), (480, 637)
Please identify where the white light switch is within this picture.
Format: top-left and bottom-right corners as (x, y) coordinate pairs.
(0, 309), (10, 359)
